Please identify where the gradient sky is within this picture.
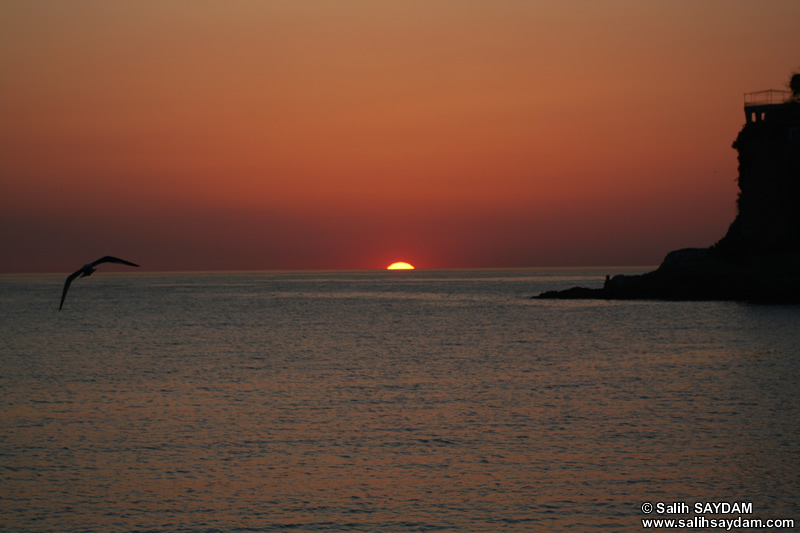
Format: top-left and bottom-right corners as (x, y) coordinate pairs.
(2, 1), (799, 272)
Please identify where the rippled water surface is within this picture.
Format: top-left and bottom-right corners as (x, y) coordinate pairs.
(2, 269), (799, 531)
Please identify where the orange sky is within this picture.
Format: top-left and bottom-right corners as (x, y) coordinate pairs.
(2, 1), (799, 271)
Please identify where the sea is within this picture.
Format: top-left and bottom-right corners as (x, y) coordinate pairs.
(1, 268), (799, 532)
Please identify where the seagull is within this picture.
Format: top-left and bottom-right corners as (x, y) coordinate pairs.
(60, 256), (140, 311)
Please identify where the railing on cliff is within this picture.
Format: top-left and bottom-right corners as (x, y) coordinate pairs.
(744, 89), (792, 107)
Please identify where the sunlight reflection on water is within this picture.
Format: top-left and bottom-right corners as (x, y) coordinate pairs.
(1, 270), (799, 531)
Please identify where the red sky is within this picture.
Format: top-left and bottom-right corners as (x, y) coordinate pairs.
(2, 1), (799, 272)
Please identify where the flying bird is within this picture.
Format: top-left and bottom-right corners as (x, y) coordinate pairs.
(60, 256), (140, 311)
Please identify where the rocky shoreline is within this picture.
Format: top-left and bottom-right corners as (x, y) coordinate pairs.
(536, 247), (800, 303)
(537, 76), (800, 303)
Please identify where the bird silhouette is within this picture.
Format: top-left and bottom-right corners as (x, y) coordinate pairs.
(60, 256), (139, 311)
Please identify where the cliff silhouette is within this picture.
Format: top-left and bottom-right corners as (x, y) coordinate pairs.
(538, 73), (800, 303)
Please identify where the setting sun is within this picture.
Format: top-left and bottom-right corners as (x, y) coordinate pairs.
(387, 262), (415, 270)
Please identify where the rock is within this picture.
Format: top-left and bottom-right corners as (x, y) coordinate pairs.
(537, 250), (800, 303)
(536, 79), (800, 303)
(537, 286), (605, 299)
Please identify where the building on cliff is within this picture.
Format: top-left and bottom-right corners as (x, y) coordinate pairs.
(717, 84), (800, 257)
(744, 89), (792, 124)
(538, 73), (800, 301)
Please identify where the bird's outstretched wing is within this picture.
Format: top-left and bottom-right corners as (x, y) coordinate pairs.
(91, 256), (140, 268)
(59, 269), (84, 311)
(59, 256), (139, 310)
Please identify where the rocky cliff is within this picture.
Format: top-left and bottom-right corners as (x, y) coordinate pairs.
(538, 78), (800, 303)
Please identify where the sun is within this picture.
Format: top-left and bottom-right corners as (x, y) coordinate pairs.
(387, 262), (415, 270)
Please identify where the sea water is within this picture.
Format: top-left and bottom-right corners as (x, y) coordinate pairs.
(1, 269), (799, 532)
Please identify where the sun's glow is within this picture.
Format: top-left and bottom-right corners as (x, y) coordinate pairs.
(387, 262), (415, 270)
